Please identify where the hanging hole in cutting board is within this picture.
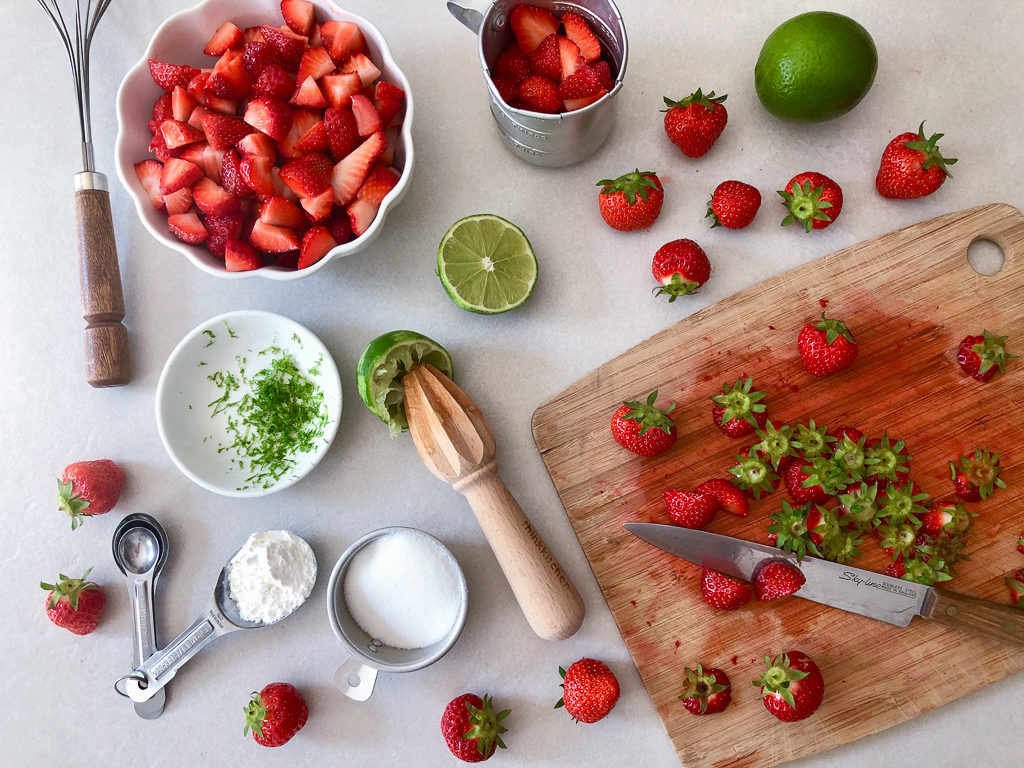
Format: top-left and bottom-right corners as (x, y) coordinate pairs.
(966, 238), (1005, 275)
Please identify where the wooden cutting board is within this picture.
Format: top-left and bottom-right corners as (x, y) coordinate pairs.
(532, 204), (1024, 768)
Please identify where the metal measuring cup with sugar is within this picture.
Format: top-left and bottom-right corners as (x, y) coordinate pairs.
(327, 527), (468, 701)
(448, 0), (628, 167)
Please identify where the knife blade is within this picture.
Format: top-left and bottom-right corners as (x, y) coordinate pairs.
(623, 524), (1024, 646)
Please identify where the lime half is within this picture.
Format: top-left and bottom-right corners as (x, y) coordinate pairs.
(356, 330), (454, 434)
(437, 214), (538, 314)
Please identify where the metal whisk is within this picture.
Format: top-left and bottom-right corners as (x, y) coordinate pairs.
(38, 0), (132, 387)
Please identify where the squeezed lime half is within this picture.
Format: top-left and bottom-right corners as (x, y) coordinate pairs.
(356, 330), (454, 434)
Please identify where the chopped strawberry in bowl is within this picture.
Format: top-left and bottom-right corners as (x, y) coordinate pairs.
(114, 0), (414, 279)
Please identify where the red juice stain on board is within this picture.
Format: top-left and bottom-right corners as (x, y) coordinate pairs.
(731, 655), (739, 665)
(768, 325), (775, 330)
(674, 640), (681, 652)
(819, 298), (829, 308)
(702, 374), (713, 382)
(630, 599), (637, 607)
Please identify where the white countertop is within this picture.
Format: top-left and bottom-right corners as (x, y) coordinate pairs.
(3, 0), (1023, 765)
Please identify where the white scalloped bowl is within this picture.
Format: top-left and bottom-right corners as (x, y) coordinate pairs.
(115, 0), (414, 280)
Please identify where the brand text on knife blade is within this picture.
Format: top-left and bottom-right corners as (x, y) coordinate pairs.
(837, 571), (919, 599)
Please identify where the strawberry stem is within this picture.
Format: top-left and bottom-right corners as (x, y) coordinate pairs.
(903, 121), (958, 178)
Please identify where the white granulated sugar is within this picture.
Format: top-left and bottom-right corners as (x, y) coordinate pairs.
(343, 531), (461, 649)
(228, 530), (316, 624)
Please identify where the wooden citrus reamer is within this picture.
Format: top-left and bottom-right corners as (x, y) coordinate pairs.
(403, 363), (585, 641)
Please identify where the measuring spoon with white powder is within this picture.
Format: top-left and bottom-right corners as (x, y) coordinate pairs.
(327, 527), (468, 701)
(118, 530), (316, 704)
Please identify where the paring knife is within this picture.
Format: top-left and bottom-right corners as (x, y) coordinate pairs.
(624, 523), (1024, 647)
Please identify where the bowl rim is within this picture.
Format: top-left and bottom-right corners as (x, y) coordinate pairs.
(155, 309), (343, 497)
(115, 0), (415, 280)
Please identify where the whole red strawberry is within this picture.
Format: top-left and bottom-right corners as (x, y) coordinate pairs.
(711, 377), (768, 438)
(652, 239), (710, 301)
(610, 390), (677, 456)
(664, 490), (717, 529)
(679, 664), (731, 715)
(596, 170), (663, 231)
(876, 122), (957, 199)
(244, 682), (308, 747)
(755, 561), (805, 601)
(58, 459), (124, 530)
(949, 448), (1005, 502)
(695, 478), (750, 517)
(798, 312), (858, 376)
(662, 88), (728, 158)
(957, 330), (1013, 381)
(707, 180), (761, 229)
(41, 568), (105, 635)
(755, 651), (824, 722)
(700, 568), (753, 610)
(556, 658), (619, 723)
(441, 693), (510, 762)
(778, 172), (843, 232)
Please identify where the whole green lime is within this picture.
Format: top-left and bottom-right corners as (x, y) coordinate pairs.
(754, 11), (877, 122)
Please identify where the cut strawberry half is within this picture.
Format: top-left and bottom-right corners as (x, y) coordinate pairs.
(346, 197), (378, 237)
(290, 76), (327, 108)
(207, 50), (251, 100)
(250, 219), (301, 252)
(187, 105), (212, 132)
(225, 239), (263, 271)
(243, 40), (280, 78)
(203, 20), (243, 56)
(159, 157), (203, 194)
(324, 106), (359, 159)
(200, 112), (255, 151)
(260, 25), (307, 68)
(509, 4), (558, 55)
(176, 142), (207, 168)
(163, 187), (194, 216)
(331, 131), (386, 205)
(320, 20), (365, 63)
(149, 60), (202, 92)
(260, 196), (306, 228)
(253, 64), (296, 100)
(556, 36), (585, 82)
(299, 188), (334, 221)
(529, 34), (561, 81)
(240, 155), (275, 196)
(374, 81), (404, 127)
(357, 165), (400, 205)
(167, 211), (208, 243)
(558, 66), (606, 111)
(350, 94), (382, 137)
(152, 92), (173, 122)
(297, 225), (337, 269)
(342, 52), (381, 88)
(159, 119), (205, 149)
(192, 177), (239, 217)
(244, 96), (294, 141)
(296, 46), (335, 85)
(134, 159), (165, 210)
(281, 0), (316, 37)
(592, 59), (614, 91)
(200, 144), (226, 182)
(243, 26), (266, 45)
(203, 94), (238, 115)
(279, 152), (332, 197)
(321, 72), (362, 109)
(237, 132), (276, 159)
(171, 86), (198, 122)
(561, 12), (602, 63)
(294, 119), (328, 152)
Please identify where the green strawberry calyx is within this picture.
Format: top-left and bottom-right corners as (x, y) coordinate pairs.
(57, 478), (92, 531)
(822, 529), (864, 564)
(778, 181), (832, 233)
(460, 694), (510, 755)
(754, 653), (807, 710)
(767, 500), (820, 561)
(812, 312), (855, 345)
(243, 692), (268, 739)
(951, 447), (1006, 500)
(728, 452), (777, 499)
(901, 555), (953, 586)
(619, 390), (675, 437)
(752, 421), (795, 469)
(865, 433), (910, 482)
(662, 88), (727, 113)
(903, 121), (958, 178)
(838, 482), (881, 528)
(596, 169), (659, 206)
(878, 522), (920, 560)
(878, 482), (930, 526)
(971, 330), (1014, 376)
(1006, 572), (1024, 608)
(653, 274), (701, 302)
(711, 377), (767, 427)
(40, 567), (97, 610)
(679, 664), (727, 714)
(790, 419), (836, 459)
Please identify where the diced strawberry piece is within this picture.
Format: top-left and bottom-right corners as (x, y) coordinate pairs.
(149, 128), (173, 162)
(244, 96), (293, 141)
(237, 132), (276, 158)
(250, 219), (301, 252)
(243, 40), (280, 78)
(176, 142), (207, 167)
(201, 145), (226, 182)
(494, 44), (530, 85)
(557, 36), (585, 82)
(562, 89), (606, 111)
(279, 152), (332, 197)
(299, 188), (334, 221)
(167, 210), (208, 243)
(163, 186), (194, 216)
(159, 157), (203, 194)
(529, 35), (561, 80)
(220, 149), (253, 196)
(187, 105), (212, 131)
(558, 65), (605, 110)
(518, 75), (560, 113)
(170, 86), (198, 122)
(321, 72), (362, 108)
(357, 165), (400, 205)
(373, 81), (405, 124)
(294, 118), (328, 153)
(275, 250), (300, 269)
(509, 4), (558, 55)
(320, 20), (365, 63)
(350, 94), (382, 137)
(592, 59), (614, 91)
(260, 196), (306, 228)
(134, 159), (165, 210)
(149, 60), (202, 92)
(296, 46), (335, 85)
(493, 78), (518, 105)
(160, 119), (205, 149)
(324, 106), (359, 159)
(381, 126), (400, 166)
(244, 26), (266, 45)
(270, 166), (297, 201)
(342, 52), (381, 88)
(186, 70), (210, 98)
(193, 177), (240, 216)
(260, 25), (306, 68)
(206, 211), (246, 240)
(225, 239), (263, 271)
(281, 0), (316, 37)
(561, 11), (602, 63)
(153, 92), (173, 122)
(204, 95), (238, 114)
(204, 21), (244, 56)
(207, 50), (251, 100)
(200, 112), (255, 150)
(331, 131), (386, 205)
(324, 210), (352, 244)
(297, 225), (337, 269)
(240, 155), (275, 196)
(346, 197), (378, 237)
(253, 64), (296, 100)
(290, 76), (327, 108)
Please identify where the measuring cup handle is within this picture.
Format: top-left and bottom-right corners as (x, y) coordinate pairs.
(446, 1), (485, 33)
(332, 656), (378, 701)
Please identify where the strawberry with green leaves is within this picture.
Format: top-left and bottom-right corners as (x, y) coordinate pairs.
(791, 419), (836, 459)
(244, 682), (308, 748)
(679, 665), (731, 715)
(41, 568), (105, 635)
(767, 500), (821, 561)
(901, 555), (953, 586)
(957, 330), (1013, 381)
(949, 448), (1006, 501)
(652, 239), (711, 301)
(751, 421), (796, 470)
(1008, 570), (1024, 608)
(707, 180), (761, 229)
(610, 390), (677, 457)
(700, 568), (753, 610)
(728, 448), (779, 500)
(865, 433), (910, 484)
(57, 459), (125, 530)
(797, 312), (858, 376)
(596, 170), (663, 231)
(878, 481), (930, 527)
(779, 172), (843, 232)
(820, 529), (864, 564)
(838, 482), (882, 532)
(755, 651), (824, 722)
(783, 458), (833, 506)
(711, 377), (767, 438)
(662, 88), (728, 158)
(875, 122), (957, 199)
(920, 500), (974, 537)
(441, 693), (510, 762)
(556, 658), (619, 723)
(755, 561), (805, 601)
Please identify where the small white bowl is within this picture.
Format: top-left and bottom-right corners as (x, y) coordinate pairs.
(115, 0), (415, 280)
(156, 310), (342, 496)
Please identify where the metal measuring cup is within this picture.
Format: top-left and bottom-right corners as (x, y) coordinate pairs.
(327, 527), (468, 701)
(447, 0), (628, 167)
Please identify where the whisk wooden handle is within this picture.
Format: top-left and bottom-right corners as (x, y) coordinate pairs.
(74, 175), (131, 387)
(454, 461), (585, 641)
